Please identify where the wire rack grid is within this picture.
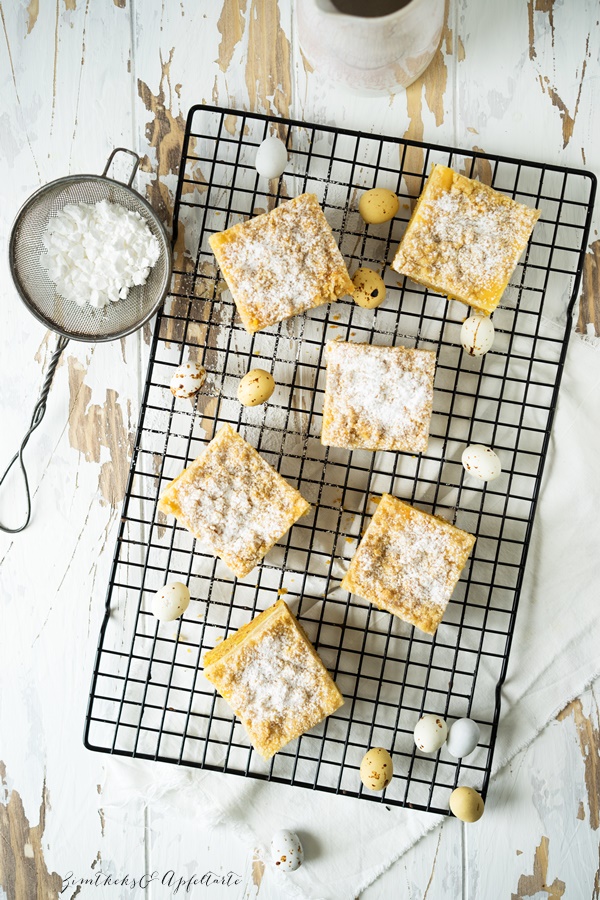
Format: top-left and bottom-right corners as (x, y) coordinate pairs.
(84, 104), (596, 815)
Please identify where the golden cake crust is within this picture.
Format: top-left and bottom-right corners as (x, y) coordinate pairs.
(203, 600), (344, 759)
(209, 192), (353, 333)
(321, 341), (436, 453)
(391, 165), (540, 314)
(157, 424), (310, 579)
(342, 494), (476, 634)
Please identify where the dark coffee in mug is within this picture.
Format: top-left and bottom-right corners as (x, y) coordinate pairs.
(331, 0), (413, 16)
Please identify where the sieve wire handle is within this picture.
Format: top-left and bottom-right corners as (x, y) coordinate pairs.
(102, 148), (140, 187)
(0, 335), (70, 534)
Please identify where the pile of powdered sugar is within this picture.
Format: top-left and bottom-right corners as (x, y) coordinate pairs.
(41, 199), (160, 308)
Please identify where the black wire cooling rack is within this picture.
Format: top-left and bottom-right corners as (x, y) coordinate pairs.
(84, 104), (596, 815)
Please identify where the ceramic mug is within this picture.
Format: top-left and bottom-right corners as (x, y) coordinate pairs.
(297, 0), (446, 95)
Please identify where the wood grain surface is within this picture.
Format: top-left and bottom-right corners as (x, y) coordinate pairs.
(0, 1), (599, 898)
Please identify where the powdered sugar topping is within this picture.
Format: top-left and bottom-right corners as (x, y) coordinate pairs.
(343, 495), (476, 634)
(393, 168), (540, 311)
(359, 508), (464, 612)
(167, 426), (308, 577)
(204, 603), (343, 757)
(322, 341), (435, 452)
(211, 193), (352, 331)
(425, 187), (531, 290)
(225, 627), (328, 726)
(429, 191), (510, 284)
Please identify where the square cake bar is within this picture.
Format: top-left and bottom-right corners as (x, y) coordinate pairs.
(342, 494), (476, 635)
(321, 341), (436, 453)
(209, 192), (353, 333)
(392, 165), (540, 314)
(158, 424), (310, 579)
(203, 600), (344, 759)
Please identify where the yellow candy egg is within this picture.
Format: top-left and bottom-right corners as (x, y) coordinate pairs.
(238, 368), (275, 406)
(359, 188), (399, 225)
(351, 268), (387, 309)
(449, 786), (485, 822)
(360, 747), (393, 791)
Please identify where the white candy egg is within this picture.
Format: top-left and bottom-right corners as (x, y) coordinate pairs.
(414, 714), (448, 753)
(270, 829), (304, 871)
(152, 582), (190, 622)
(447, 718), (481, 759)
(462, 444), (502, 482)
(460, 314), (495, 357)
(255, 136), (288, 180)
(170, 362), (206, 399)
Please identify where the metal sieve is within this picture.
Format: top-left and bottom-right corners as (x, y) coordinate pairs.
(1, 148), (172, 533)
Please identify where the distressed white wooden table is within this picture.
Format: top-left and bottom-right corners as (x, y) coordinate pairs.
(1, 2), (599, 898)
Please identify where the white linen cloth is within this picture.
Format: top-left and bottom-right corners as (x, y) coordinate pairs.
(101, 327), (600, 899)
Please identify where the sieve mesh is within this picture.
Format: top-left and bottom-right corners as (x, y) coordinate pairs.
(9, 175), (171, 342)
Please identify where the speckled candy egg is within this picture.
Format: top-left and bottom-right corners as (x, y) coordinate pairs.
(170, 362), (206, 399)
(270, 830), (304, 871)
(460, 314), (495, 357)
(414, 714), (448, 753)
(461, 444), (502, 482)
(152, 582), (190, 622)
(255, 136), (288, 180)
(360, 747), (394, 791)
(238, 368), (275, 406)
(359, 188), (399, 225)
(449, 786), (485, 823)
(447, 718), (481, 759)
(351, 268), (387, 309)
